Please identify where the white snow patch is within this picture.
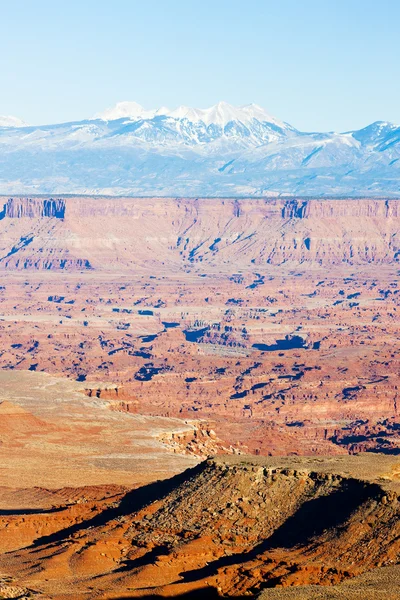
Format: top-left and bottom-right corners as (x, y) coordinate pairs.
(0, 115), (27, 128)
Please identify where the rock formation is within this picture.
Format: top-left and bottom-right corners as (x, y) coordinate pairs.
(0, 455), (399, 598)
(0, 196), (400, 270)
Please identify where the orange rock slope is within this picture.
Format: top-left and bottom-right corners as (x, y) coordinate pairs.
(0, 455), (399, 599)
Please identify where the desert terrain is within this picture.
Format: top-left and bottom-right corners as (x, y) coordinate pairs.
(1, 455), (400, 598)
(0, 196), (399, 597)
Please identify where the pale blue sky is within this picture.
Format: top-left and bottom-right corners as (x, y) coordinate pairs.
(1, 0), (399, 131)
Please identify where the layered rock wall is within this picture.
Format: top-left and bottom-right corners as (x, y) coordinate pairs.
(0, 197), (66, 219)
(0, 196), (400, 269)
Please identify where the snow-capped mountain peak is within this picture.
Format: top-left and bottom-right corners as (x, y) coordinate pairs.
(168, 101), (247, 126)
(167, 101), (285, 127)
(94, 100), (288, 129)
(94, 101), (148, 121)
(0, 115), (27, 128)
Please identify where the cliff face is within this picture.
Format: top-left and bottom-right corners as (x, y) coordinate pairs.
(0, 198), (65, 219)
(0, 196), (400, 270)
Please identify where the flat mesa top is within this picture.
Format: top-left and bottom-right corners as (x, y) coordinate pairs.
(211, 454), (400, 491)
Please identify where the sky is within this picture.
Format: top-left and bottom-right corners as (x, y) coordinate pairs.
(0, 0), (399, 132)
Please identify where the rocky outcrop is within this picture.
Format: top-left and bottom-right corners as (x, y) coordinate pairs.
(1, 455), (399, 598)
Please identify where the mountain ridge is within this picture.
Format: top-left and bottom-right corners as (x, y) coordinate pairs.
(1, 102), (400, 196)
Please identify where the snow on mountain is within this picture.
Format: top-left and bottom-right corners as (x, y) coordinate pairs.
(352, 121), (400, 149)
(0, 115), (27, 128)
(165, 101), (289, 128)
(94, 101), (157, 121)
(94, 101), (291, 130)
(0, 102), (399, 196)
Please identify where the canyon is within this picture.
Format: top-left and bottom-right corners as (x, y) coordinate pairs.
(0, 195), (400, 597)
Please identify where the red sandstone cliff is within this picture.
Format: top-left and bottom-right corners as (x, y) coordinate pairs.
(0, 196), (400, 269)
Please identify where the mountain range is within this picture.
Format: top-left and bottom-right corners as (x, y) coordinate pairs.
(1, 101), (400, 196)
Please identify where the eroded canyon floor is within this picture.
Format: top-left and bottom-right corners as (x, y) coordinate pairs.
(1, 263), (400, 458)
(0, 196), (400, 597)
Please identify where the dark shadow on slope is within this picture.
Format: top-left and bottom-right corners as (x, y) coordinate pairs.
(114, 543), (172, 572)
(112, 589), (250, 599)
(0, 506), (65, 516)
(0, 235), (34, 262)
(22, 461), (207, 551)
(179, 479), (380, 584)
